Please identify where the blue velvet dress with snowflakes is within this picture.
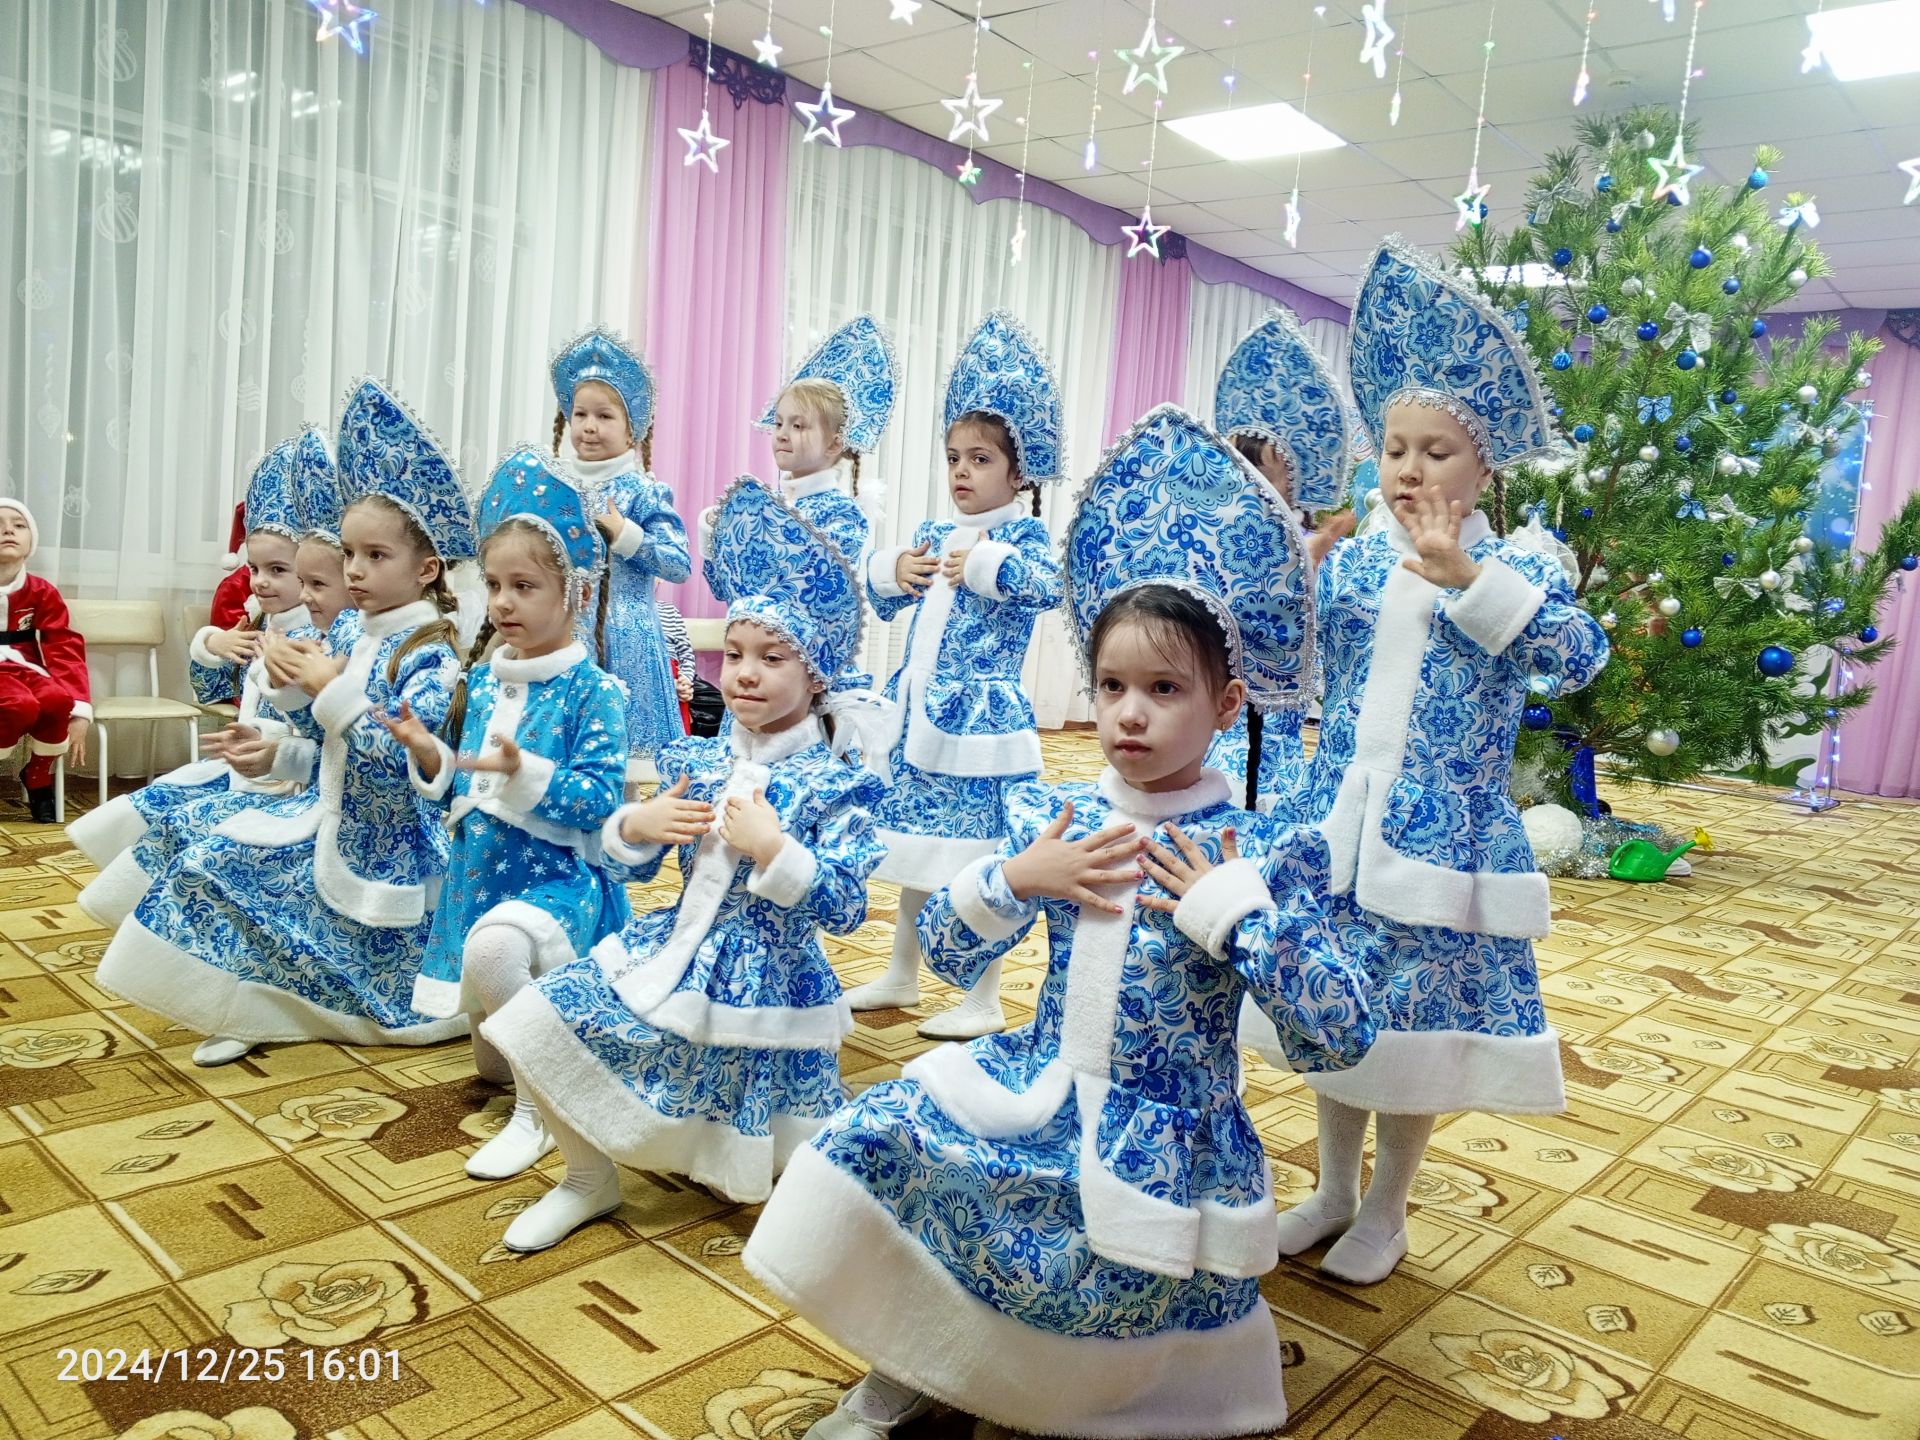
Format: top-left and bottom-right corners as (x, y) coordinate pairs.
(1260, 238), (1612, 1117)
(746, 407), (1370, 1440)
(482, 480), (885, 1203)
(551, 328), (691, 765)
(94, 378), (480, 1048)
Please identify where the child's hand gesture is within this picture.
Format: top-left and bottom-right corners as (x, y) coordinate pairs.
(618, 774), (714, 847)
(201, 723), (259, 761)
(375, 700), (443, 776)
(1306, 510), (1357, 569)
(1000, 801), (1139, 915)
(290, 645), (347, 696)
(67, 717), (90, 768)
(225, 733), (280, 779)
(594, 495), (624, 543)
(207, 626), (263, 663)
(941, 546), (972, 585)
(458, 734), (522, 777)
(719, 786), (784, 867)
(1138, 824), (1235, 914)
(675, 670), (694, 703)
(260, 633), (305, 687)
(1399, 491), (1482, 590)
(895, 542), (939, 597)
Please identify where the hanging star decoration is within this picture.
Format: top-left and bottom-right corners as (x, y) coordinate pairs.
(1800, 27), (1824, 72)
(796, 84), (856, 146)
(1453, 169), (1491, 230)
(889, 0), (922, 20)
(1359, 3), (1395, 79)
(1010, 221), (1028, 266)
(942, 74), (1003, 145)
(1777, 196), (1821, 229)
(955, 158), (983, 186)
(1117, 17), (1184, 95)
(1283, 188), (1303, 248)
(1901, 157), (1920, 206)
(309, 0), (377, 54)
(1123, 203), (1170, 259)
(1647, 136), (1703, 205)
(752, 30), (782, 67)
(678, 109), (729, 172)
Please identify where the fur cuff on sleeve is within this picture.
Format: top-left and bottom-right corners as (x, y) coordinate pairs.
(962, 539), (1018, 600)
(1443, 557), (1545, 656)
(311, 671), (372, 734)
(949, 855), (1033, 943)
(189, 625), (228, 668)
(868, 544), (912, 599)
(409, 737), (458, 800)
(602, 807), (665, 869)
(1173, 857), (1277, 960)
(69, 701), (94, 723)
(269, 736), (317, 782)
(610, 518), (647, 559)
(746, 836), (818, 908)
(496, 750), (555, 813)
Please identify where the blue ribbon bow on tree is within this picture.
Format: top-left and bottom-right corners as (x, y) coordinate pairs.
(1637, 394), (1674, 424)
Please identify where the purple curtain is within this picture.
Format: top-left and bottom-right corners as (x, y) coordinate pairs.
(1836, 324), (1920, 797)
(1102, 255), (1192, 452)
(645, 63), (787, 625)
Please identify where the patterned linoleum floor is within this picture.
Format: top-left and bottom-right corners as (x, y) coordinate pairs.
(1, 733), (1918, 1440)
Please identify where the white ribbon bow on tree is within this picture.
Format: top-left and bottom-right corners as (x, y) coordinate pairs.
(1663, 301), (1714, 352)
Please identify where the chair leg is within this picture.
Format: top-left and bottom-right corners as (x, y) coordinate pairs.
(97, 724), (109, 809)
(183, 719), (199, 781)
(54, 757), (64, 825)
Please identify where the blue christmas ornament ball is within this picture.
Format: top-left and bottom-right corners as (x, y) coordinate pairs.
(1723, 276), (1741, 295)
(1581, 506), (1594, 518)
(1638, 321), (1660, 341)
(1720, 389), (1739, 404)
(1572, 423), (1595, 442)
(1606, 217), (1623, 233)
(1681, 627), (1703, 648)
(1587, 303), (1609, 323)
(1902, 554), (1920, 572)
(1675, 434), (1693, 452)
(1748, 167), (1768, 189)
(1596, 174), (1614, 192)
(1721, 551), (1737, 566)
(1757, 645), (1795, 677)
(1522, 703), (1554, 731)
(1752, 320), (1768, 339)
(1689, 247), (1713, 268)
(1861, 625), (1880, 643)
(1676, 349), (1699, 370)
(1552, 247), (1574, 268)
(1552, 351), (1573, 370)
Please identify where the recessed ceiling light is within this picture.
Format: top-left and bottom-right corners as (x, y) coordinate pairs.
(1165, 102), (1346, 161)
(1807, 1), (1920, 82)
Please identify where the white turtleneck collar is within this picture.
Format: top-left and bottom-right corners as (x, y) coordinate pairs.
(491, 641), (585, 683)
(728, 713), (823, 767)
(568, 450), (639, 486)
(359, 598), (441, 639)
(264, 604), (313, 635)
(1097, 765), (1233, 822)
(953, 498), (1027, 531)
(781, 469), (843, 503)
(1385, 508), (1491, 555)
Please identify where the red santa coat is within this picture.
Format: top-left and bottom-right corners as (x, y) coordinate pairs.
(1, 571), (93, 732)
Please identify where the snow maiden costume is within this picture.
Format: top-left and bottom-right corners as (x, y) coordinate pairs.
(1204, 308), (1350, 812)
(480, 479), (885, 1246)
(95, 378), (477, 1055)
(550, 328), (691, 773)
(845, 310), (1065, 1040)
(70, 428), (340, 922)
(1257, 237), (1610, 1285)
(745, 405), (1375, 1440)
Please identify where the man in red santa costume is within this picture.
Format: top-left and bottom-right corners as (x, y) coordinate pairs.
(0, 499), (91, 823)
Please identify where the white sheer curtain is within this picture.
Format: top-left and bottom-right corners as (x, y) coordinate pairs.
(1185, 276), (1352, 423)
(786, 140), (1120, 728)
(1, 0), (647, 764)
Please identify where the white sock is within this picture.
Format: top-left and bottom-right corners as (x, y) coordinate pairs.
(846, 887), (930, 1010)
(1275, 1096), (1367, 1254)
(502, 1109), (621, 1252)
(1321, 1110), (1434, 1285)
(918, 955), (1006, 1039)
(466, 1065), (554, 1180)
(192, 1035), (255, 1067)
(470, 1021), (511, 1085)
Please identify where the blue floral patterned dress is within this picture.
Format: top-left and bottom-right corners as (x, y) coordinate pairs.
(744, 768), (1374, 1439)
(864, 500), (1061, 890)
(410, 642), (632, 1018)
(94, 600), (468, 1046)
(482, 716), (886, 1202)
(565, 452), (691, 765)
(1263, 512), (1609, 1115)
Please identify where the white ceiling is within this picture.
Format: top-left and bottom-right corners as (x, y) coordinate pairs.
(614, 0), (1920, 312)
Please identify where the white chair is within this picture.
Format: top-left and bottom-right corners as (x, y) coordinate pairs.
(182, 602), (240, 724)
(68, 599), (206, 809)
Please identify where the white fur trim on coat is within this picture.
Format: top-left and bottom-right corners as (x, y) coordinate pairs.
(600, 806), (665, 870)
(311, 667), (373, 734)
(868, 543), (912, 599)
(746, 835), (817, 909)
(66, 793), (148, 869)
(409, 738), (458, 801)
(75, 847), (152, 929)
(872, 827), (998, 891)
(496, 749), (554, 813)
(1172, 856), (1276, 960)
(642, 988), (853, 1050)
(609, 517), (646, 559)
(1444, 556), (1546, 655)
(961, 537), (1017, 601)
(1303, 1025), (1566, 1115)
(906, 1045), (1072, 1140)
(189, 625), (228, 668)
(267, 736), (317, 783)
(743, 1145), (1290, 1440)
(946, 854), (1032, 944)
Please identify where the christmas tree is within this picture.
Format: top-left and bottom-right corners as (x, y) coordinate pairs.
(1453, 107), (1920, 813)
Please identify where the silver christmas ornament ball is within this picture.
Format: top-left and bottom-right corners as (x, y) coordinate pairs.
(1789, 267), (1809, 287)
(1797, 383), (1818, 404)
(1792, 535), (1814, 554)
(1717, 453), (1740, 475)
(1638, 443), (1660, 462)
(1759, 568), (1782, 590)
(1658, 596), (1682, 617)
(1645, 728), (1680, 757)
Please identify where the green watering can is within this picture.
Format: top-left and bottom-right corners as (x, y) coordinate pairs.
(1607, 838), (1696, 883)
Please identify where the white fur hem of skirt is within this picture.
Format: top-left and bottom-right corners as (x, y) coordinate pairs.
(66, 793), (150, 869)
(873, 829), (999, 891)
(75, 848), (152, 929)
(411, 899), (579, 1020)
(743, 1145), (1290, 1440)
(96, 918), (469, 1047)
(1302, 1026), (1567, 1115)
(481, 987), (829, 1204)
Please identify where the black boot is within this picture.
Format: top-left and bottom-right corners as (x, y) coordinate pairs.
(25, 786), (56, 824)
